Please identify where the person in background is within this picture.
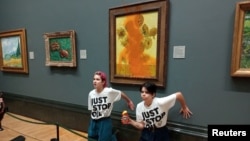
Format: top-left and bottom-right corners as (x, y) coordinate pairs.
(0, 91), (6, 131)
(88, 71), (135, 141)
(121, 81), (193, 141)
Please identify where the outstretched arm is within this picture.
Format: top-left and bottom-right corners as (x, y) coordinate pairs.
(175, 92), (193, 119)
(121, 92), (135, 110)
(121, 114), (144, 130)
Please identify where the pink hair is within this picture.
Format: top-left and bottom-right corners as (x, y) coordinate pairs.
(94, 71), (107, 87)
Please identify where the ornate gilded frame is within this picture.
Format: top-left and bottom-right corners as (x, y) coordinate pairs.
(109, 0), (169, 87)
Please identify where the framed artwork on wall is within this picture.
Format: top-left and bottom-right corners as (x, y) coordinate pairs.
(231, 1), (250, 77)
(44, 30), (77, 67)
(0, 28), (29, 74)
(109, 0), (169, 87)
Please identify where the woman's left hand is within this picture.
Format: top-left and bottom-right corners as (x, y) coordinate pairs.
(180, 106), (193, 119)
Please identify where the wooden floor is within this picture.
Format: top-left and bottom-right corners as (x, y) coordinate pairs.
(0, 112), (88, 141)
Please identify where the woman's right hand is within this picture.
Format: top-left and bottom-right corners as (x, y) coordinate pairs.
(121, 110), (130, 124)
(121, 115), (130, 124)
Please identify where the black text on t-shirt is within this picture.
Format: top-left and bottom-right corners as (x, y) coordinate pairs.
(91, 96), (112, 118)
(142, 107), (166, 128)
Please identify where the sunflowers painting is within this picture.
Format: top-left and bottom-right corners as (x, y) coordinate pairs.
(109, 0), (169, 87)
(115, 12), (158, 78)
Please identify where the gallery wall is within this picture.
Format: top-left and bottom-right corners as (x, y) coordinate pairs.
(0, 0), (250, 128)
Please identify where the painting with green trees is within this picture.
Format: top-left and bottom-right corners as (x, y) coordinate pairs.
(1, 36), (22, 68)
(241, 11), (250, 68)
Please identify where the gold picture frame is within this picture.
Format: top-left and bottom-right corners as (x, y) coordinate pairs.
(231, 1), (250, 77)
(0, 28), (29, 74)
(44, 30), (77, 67)
(109, 0), (169, 87)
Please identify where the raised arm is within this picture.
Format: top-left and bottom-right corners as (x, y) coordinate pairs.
(175, 92), (193, 119)
(121, 92), (135, 110)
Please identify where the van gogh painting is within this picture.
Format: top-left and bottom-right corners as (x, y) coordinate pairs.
(44, 30), (76, 67)
(231, 1), (250, 77)
(0, 28), (28, 73)
(109, 0), (169, 87)
(240, 11), (250, 68)
(115, 12), (158, 78)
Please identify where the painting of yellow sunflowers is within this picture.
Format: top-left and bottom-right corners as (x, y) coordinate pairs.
(109, 0), (169, 87)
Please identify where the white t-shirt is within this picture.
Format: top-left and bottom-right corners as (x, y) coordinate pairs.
(136, 94), (176, 128)
(88, 87), (121, 120)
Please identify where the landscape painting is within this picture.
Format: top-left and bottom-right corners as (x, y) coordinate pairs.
(0, 28), (28, 73)
(1, 36), (22, 68)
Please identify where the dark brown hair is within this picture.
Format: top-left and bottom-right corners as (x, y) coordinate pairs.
(140, 81), (157, 95)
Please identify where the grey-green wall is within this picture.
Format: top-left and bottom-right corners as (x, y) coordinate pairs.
(0, 0), (249, 129)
